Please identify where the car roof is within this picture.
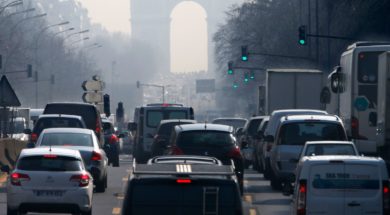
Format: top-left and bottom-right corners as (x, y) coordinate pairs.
(175, 123), (233, 132)
(38, 114), (83, 120)
(41, 127), (93, 134)
(305, 141), (354, 145)
(271, 109), (328, 116)
(159, 119), (197, 124)
(46, 102), (95, 107)
(19, 147), (82, 159)
(280, 114), (341, 123)
(212, 117), (247, 121)
(301, 155), (384, 163)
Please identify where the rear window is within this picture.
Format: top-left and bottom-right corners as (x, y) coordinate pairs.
(43, 104), (98, 130)
(40, 132), (93, 147)
(158, 122), (193, 136)
(212, 119), (247, 130)
(278, 122), (346, 145)
(147, 110), (189, 128)
(33, 118), (84, 134)
(177, 131), (234, 147)
(17, 155), (83, 171)
(304, 144), (357, 156)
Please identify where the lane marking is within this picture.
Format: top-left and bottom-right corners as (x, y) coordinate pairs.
(249, 208), (257, 215)
(244, 194), (253, 203)
(112, 207), (121, 214)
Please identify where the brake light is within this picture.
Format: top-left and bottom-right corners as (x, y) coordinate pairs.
(43, 154), (57, 159)
(31, 133), (38, 142)
(70, 173), (90, 187)
(297, 180), (307, 215)
(176, 179), (192, 184)
(109, 134), (119, 144)
(91, 151), (102, 161)
(227, 146), (242, 159)
(11, 173), (30, 186)
(383, 181), (390, 215)
(351, 116), (359, 138)
(171, 146), (184, 155)
(95, 119), (101, 134)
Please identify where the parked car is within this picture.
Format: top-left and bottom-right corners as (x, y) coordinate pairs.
(1, 147), (93, 215)
(253, 116), (269, 172)
(122, 155), (243, 215)
(237, 116), (267, 168)
(260, 109), (328, 179)
(43, 102), (104, 145)
(34, 128), (109, 192)
(288, 156), (389, 215)
(26, 114), (87, 144)
(151, 119), (196, 157)
(269, 115), (347, 190)
(211, 117), (248, 133)
(102, 119), (122, 167)
(166, 123), (244, 193)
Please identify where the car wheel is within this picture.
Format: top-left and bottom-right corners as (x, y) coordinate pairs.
(113, 154), (120, 167)
(244, 159), (250, 169)
(80, 208), (92, 215)
(258, 157), (264, 173)
(263, 159), (271, 180)
(270, 171), (282, 191)
(252, 155), (259, 171)
(95, 178), (106, 193)
(7, 207), (18, 215)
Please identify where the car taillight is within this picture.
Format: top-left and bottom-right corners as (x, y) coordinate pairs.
(91, 151), (102, 161)
(171, 146), (184, 155)
(351, 116), (359, 138)
(109, 134), (118, 144)
(70, 173), (90, 187)
(383, 181), (390, 215)
(43, 154), (57, 159)
(297, 180), (307, 215)
(31, 133), (38, 142)
(95, 119), (101, 134)
(227, 146), (242, 159)
(11, 173), (30, 186)
(176, 179), (192, 184)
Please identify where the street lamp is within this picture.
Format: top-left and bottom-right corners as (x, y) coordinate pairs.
(63, 29), (89, 40)
(69, 37), (89, 46)
(53, 27), (74, 37)
(0, 0), (23, 15)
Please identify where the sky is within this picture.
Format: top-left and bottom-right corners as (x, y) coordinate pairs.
(76, 0), (208, 73)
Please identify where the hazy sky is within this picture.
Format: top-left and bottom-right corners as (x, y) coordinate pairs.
(76, 0), (208, 73)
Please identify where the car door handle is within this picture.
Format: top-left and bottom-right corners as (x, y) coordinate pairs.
(348, 201), (361, 207)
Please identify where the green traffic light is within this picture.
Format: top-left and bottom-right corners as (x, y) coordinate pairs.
(228, 70), (234, 75)
(244, 78), (249, 83)
(250, 72), (255, 80)
(299, 39), (306, 45)
(241, 56), (248, 61)
(233, 83), (238, 89)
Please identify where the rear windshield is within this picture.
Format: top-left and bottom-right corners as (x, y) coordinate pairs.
(33, 118), (84, 134)
(304, 144), (357, 156)
(40, 132), (93, 147)
(43, 104), (98, 130)
(177, 131), (234, 147)
(212, 119), (247, 130)
(146, 110), (189, 128)
(158, 122), (193, 136)
(278, 122), (346, 145)
(17, 155), (83, 171)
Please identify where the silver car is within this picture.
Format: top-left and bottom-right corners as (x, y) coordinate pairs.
(2, 147), (93, 215)
(35, 128), (109, 193)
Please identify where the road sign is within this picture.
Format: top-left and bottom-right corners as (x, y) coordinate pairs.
(354, 96), (370, 111)
(196, 79), (215, 93)
(82, 92), (103, 103)
(82, 80), (103, 91)
(0, 75), (21, 107)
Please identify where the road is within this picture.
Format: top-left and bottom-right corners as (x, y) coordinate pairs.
(0, 155), (291, 215)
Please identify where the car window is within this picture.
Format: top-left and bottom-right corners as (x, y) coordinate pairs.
(34, 118), (84, 134)
(147, 111), (164, 128)
(305, 144), (357, 156)
(158, 122), (192, 136)
(247, 119), (263, 136)
(176, 131), (234, 146)
(168, 111), (187, 119)
(17, 155), (83, 171)
(40, 132), (93, 147)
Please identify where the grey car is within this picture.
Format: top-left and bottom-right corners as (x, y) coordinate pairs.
(35, 128), (109, 193)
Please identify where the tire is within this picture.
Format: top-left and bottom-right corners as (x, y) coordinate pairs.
(7, 208), (18, 215)
(95, 178), (106, 193)
(252, 155), (259, 171)
(113, 154), (120, 167)
(81, 208), (92, 215)
(263, 159), (271, 180)
(104, 174), (108, 188)
(270, 171), (282, 191)
(258, 157), (264, 173)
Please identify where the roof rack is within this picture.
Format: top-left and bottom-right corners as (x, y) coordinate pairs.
(148, 155), (222, 165)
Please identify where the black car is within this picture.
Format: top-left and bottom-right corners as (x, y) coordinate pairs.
(166, 123), (244, 193)
(122, 155), (243, 215)
(102, 119), (122, 167)
(150, 119), (196, 157)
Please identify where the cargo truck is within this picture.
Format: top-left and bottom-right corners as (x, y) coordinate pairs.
(258, 69), (325, 115)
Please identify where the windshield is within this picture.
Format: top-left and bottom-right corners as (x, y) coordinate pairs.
(40, 133), (93, 147)
(17, 156), (83, 171)
(176, 131), (234, 147)
(146, 110), (189, 128)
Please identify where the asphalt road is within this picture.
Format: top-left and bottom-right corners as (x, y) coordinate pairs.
(0, 155), (291, 215)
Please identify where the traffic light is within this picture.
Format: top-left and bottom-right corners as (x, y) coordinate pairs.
(241, 46), (248, 61)
(232, 82), (238, 89)
(103, 94), (110, 117)
(116, 102), (124, 120)
(298, 25), (307, 45)
(27, 64), (32, 78)
(228, 61), (234, 75)
(250, 71), (255, 80)
(244, 73), (249, 83)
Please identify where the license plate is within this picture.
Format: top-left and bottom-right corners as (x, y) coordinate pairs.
(34, 190), (64, 197)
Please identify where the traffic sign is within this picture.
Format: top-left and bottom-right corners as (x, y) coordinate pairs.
(354, 96), (370, 111)
(82, 80), (103, 91)
(82, 92), (103, 103)
(0, 75), (21, 107)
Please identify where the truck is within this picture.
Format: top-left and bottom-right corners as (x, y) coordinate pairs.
(327, 42), (390, 155)
(258, 69), (325, 115)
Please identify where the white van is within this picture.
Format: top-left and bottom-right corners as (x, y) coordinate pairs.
(290, 156), (390, 215)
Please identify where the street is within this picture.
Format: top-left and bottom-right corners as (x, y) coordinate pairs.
(0, 154), (290, 215)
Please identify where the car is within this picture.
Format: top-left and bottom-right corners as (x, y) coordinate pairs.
(1, 147), (93, 215)
(237, 116), (267, 169)
(102, 119), (122, 167)
(122, 155), (243, 215)
(43, 102), (105, 145)
(211, 117), (248, 133)
(261, 109), (328, 179)
(299, 141), (359, 160)
(253, 116), (269, 173)
(26, 114), (87, 144)
(34, 128), (109, 193)
(150, 119), (196, 157)
(120, 129), (134, 155)
(166, 123), (245, 193)
(288, 156), (389, 215)
(269, 115), (348, 190)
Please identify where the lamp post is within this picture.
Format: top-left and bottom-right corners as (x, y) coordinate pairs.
(63, 29), (89, 41)
(69, 37), (89, 46)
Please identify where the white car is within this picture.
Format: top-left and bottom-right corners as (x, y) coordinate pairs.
(2, 147), (93, 215)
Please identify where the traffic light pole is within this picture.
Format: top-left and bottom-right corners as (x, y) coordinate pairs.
(306, 33), (355, 41)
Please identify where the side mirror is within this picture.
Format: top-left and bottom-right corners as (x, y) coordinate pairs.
(1, 165), (10, 174)
(329, 66), (344, 93)
(24, 129), (32, 134)
(26, 142), (35, 148)
(264, 135), (274, 142)
(128, 122), (137, 131)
